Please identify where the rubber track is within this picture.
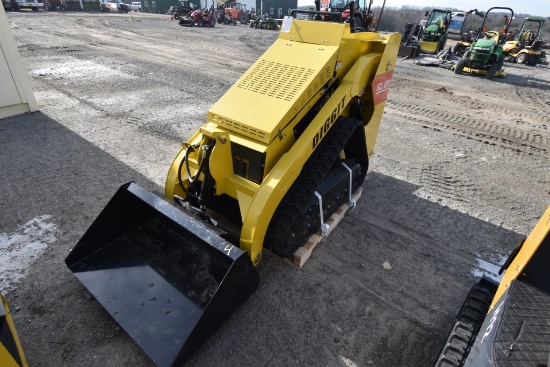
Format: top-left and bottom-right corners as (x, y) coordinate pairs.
(264, 117), (364, 258)
(434, 283), (495, 367)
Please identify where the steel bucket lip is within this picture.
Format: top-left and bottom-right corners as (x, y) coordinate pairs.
(66, 182), (245, 266)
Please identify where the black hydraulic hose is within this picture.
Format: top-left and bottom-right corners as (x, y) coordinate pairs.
(177, 144), (200, 201)
(186, 144), (205, 184)
(176, 140), (215, 203)
(198, 144), (214, 207)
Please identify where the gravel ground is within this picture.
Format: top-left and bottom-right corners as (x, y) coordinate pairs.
(1, 10), (549, 367)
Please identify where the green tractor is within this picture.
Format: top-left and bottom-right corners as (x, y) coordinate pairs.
(454, 7), (514, 80)
(419, 8), (453, 54)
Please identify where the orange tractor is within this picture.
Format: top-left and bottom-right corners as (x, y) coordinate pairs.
(217, 0), (249, 24)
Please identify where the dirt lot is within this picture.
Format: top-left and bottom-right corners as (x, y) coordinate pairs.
(2, 10), (549, 367)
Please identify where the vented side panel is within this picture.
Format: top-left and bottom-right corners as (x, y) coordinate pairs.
(209, 115), (267, 141)
(293, 64), (333, 115)
(237, 60), (315, 101)
(206, 38), (340, 144)
(231, 142), (266, 185)
(236, 60), (333, 118)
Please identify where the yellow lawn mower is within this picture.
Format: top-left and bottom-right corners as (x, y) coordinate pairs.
(503, 16), (547, 65)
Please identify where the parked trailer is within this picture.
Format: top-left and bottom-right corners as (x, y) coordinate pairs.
(2, 0), (43, 11)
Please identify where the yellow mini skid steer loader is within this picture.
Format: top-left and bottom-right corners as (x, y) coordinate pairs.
(65, 5), (400, 366)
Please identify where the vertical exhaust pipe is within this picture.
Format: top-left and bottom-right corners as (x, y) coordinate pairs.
(349, 0), (355, 33)
(314, 0), (323, 20)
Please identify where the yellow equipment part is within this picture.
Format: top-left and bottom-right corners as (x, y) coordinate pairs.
(435, 204), (550, 366)
(419, 40), (438, 53)
(504, 40), (543, 56)
(516, 49), (541, 57)
(65, 13), (401, 367)
(504, 44), (544, 64)
(510, 49), (542, 59)
(166, 18), (400, 264)
(502, 17), (546, 65)
(0, 294), (28, 367)
(503, 39), (518, 53)
(463, 66), (506, 78)
(490, 204), (550, 310)
(452, 64), (507, 78)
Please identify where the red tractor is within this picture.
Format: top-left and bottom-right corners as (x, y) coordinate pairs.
(320, 0), (374, 32)
(220, 1), (249, 24)
(179, 0), (217, 27)
(198, 6), (217, 26)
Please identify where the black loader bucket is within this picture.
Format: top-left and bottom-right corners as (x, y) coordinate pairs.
(65, 182), (259, 367)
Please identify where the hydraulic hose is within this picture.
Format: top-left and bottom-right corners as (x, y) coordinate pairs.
(177, 140), (215, 203)
(177, 143), (201, 201)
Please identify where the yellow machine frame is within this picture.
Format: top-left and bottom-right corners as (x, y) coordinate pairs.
(503, 39), (545, 64)
(489, 205), (550, 310)
(63, 13), (401, 367)
(166, 19), (400, 264)
(1, 294), (28, 367)
(435, 205), (550, 367)
(419, 40), (438, 53)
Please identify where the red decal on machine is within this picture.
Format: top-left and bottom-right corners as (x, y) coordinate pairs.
(372, 71), (393, 105)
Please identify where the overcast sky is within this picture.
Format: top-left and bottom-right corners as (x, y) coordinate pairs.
(297, 0), (550, 17)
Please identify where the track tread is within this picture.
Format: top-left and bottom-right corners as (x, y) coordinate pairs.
(434, 283), (495, 367)
(264, 117), (365, 258)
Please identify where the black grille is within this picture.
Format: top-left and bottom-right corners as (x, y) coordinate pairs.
(231, 143), (265, 185)
(472, 49), (491, 61)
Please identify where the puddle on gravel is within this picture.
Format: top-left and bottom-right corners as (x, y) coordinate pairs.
(339, 355), (359, 367)
(471, 253), (507, 283)
(31, 58), (135, 81)
(0, 215), (58, 294)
